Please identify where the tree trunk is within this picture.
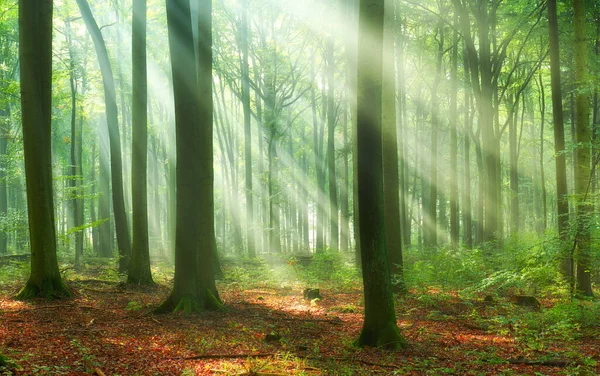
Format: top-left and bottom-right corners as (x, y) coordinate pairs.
(356, 0), (406, 349)
(382, 0), (405, 291)
(128, 0), (153, 285)
(462, 45), (473, 249)
(240, 0), (255, 258)
(573, 0), (592, 297)
(158, 0), (221, 312)
(426, 22), (444, 249)
(76, 0), (131, 273)
(547, 0), (571, 278)
(16, 0), (71, 299)
(538, 73), (547, 233)
(449, 14), (459, 249)
(326, 28), (339, 253)
(311, 59), (325, 253)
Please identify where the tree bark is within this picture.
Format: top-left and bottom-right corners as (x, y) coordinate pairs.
(547, 0), (571, 278)
(158, 0), (221, 312)
(573, 0), (592, 297)
(449, 14), (459, 249)
(128, 0), (153, 285)
(16, 0), (71, 299)
(356, 0), (406, 349)
(326, 22), (339, 253)
(382, 0), (405, 291)
(76, 0), (131, 272)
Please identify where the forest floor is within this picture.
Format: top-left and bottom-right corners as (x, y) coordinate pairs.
(0, 260), (599, 375)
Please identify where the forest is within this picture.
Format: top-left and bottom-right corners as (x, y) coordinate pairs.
(0, 0), (599, 374)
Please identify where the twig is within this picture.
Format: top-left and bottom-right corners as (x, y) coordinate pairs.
(269, 316), (343, 325)
(177, 353), (276, 360)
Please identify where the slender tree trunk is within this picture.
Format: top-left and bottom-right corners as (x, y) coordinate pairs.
(239, 0), (255, 258)
(462, 46), (473, 249)
(395, 14), (409, 250)
(311, 59), (325, 253)
(538, 73), (547, 233)
(548, 0), (569, 276)
(0, 120), (8, 254)
(426, 22), (444, 248)
(76, 0), (131, 272)
(449, 14), (459, 248)
(509, 93), (519, 236)
(573, 0), (592, 297)
(128, 0), (153, 285)
(382, 0), (405, 291)
(326, 27), (339, 253)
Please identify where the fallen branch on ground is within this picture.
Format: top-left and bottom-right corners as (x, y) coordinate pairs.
(177, 353), (276, 360)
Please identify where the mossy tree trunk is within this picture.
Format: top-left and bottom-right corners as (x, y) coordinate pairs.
(356, 0), (406, 349)
(16, 0), (71, 300)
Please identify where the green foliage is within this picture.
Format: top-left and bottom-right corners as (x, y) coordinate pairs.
(404, 246), (487, 289)
(404, 232), (567, 296)
(0, 259), (28, 288)
(295, 252), (359, 289)
(510, 300), (600, 345)
(126, 301), (144, 311)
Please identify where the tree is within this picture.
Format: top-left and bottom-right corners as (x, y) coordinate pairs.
(547, 0), (570, 278)
(239, 0), (256, 258)
(382, 0), (405, 292)
(326, 4), (339, 253)
(573, 0), (592, 297)
(16, 0), (71, 299)
(449, 13), (459, 249)
(76, 0), (131, 273)
(158, 0), (222, 312)
(356, 0), (406, 349)
(128, 0), (153, 285)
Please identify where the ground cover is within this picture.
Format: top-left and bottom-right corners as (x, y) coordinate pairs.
(0, 260), (599, 375)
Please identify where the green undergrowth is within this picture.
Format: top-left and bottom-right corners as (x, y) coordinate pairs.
(403, 231), (568, 297)
(220, 251), (360, 291)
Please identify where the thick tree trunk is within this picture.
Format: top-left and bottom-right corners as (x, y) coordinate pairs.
(356, 0), (406, 349)
(159, 0), (221, 312)
(17, 0), (71, 299)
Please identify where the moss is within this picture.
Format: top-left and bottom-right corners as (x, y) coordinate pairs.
(156, 289), (225, 314)
(15, 277), (73, 300)
(356, 321), (408, 350)
(205, 289), (226, 312)
(173, 296), (201, 313)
